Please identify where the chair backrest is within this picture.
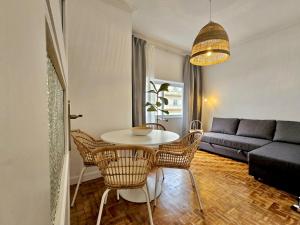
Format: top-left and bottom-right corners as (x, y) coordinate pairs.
(156, 138), (201, 169)
(174, 138), (201, 169)
(181, 131), (202, 146)
(71, 129), (99, 150)
(185, 139), (201, 163)
(93, 145), (155, 189)
(71, 136), (95, 165)
(71, 129), (111, 165)
(145, 123), (166, 131)
(190, 120), (202, 130)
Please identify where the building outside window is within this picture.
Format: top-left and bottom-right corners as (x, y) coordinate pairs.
(150, 79), (184, 118)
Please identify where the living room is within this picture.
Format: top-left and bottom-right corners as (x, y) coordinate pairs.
(1, 0), (300, 225)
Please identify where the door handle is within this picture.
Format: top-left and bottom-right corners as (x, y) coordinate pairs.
(69, 114), (83, 119)
(68, 101), (83, 151)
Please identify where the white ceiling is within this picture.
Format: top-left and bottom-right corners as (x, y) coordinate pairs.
(124, 0), (300, 51)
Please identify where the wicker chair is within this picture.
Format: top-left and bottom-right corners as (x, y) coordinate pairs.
(144, 122), (167, 179)
(189, 120), (204, 134)
(70, 129), (113, 207)
(157, 131), (202, 180)
(93, 145), (155, 225)
(154, 131), (203, 211)
(145, 123), (166, 130)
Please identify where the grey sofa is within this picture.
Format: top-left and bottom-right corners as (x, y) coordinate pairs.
(200, 117), (300, 195)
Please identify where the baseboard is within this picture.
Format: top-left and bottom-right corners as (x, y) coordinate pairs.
(70, 170), (102, 185)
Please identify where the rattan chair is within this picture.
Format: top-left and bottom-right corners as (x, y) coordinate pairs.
(144, 122), (167, 179)
(154, 132), (203, 211)
(157, 130), (202, 180)
(93, 145), (155, 225)
(70, 129), (113, 207)
(145, 123), (166, 130)
(189, 120), (204, 134)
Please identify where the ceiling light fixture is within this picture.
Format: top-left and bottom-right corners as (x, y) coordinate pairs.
(190, 0), (230, 66)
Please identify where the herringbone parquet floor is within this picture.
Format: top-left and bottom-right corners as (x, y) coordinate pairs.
(70, 151), (300, 225)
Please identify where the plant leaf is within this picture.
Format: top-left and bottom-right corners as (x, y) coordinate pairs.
(159, 109), (169, 115)
(156, 101), (161, 107)
(145, 102), (152, 106)
(150, 81), (158, 92)
(147, 90), (157, 94)
(159, 97), (169, 105)
(158, 83), (170, 93)
(147, 105), (157, 112)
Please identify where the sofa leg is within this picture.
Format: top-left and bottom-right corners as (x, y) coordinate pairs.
(291, 196), (300, 213)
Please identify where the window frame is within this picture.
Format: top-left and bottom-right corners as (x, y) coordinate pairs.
(151, 78), (184, 119)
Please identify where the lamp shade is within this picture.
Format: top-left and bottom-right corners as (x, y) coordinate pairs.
(190, 21), (230, 66)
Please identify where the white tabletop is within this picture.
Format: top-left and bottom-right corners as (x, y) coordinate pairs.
(101, 129), (180, 146)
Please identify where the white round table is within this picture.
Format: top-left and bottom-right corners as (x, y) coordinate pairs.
(101, 129), (180, 203)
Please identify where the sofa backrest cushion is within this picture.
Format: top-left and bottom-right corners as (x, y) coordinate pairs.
(273, 120), (300, 144)
(210, 117), (240, 135)
(236, 119), (276, 140)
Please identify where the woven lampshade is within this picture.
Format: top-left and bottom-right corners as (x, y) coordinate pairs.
(190, 21), (230, 66)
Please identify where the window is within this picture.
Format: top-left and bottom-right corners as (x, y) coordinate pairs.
(151, 79), (184, 118)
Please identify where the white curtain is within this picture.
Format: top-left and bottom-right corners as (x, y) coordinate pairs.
(145, 43), (156, 123)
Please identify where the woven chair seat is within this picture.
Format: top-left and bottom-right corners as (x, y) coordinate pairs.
(93, 145), (155, 189)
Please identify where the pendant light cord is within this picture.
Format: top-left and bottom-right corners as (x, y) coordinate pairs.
(209, 0), (212, 21)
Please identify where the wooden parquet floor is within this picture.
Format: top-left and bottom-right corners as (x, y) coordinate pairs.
(70, 151), (300, 225)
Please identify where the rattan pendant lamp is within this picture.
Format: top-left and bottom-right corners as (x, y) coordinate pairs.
(190, 0), (230, 66)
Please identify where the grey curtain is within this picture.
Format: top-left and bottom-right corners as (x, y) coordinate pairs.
(132, 36), (146, 126)
(182, 55), (203, 134)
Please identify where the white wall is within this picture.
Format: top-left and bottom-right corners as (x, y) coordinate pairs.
(0, 1), (49, 224)
(202, 23), (300, 131)
(67, 0), (132, 183)
(155, 48), (184, 83)
(154, 48), (185, 135)
(0, 0), (69, 224)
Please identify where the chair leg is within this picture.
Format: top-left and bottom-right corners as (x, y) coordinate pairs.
(104, 191), (109, 205)
(291, 196), (300, 212)
(96, 188), (111, 225)
(142, 185), (154, 225)
(71, 166), (86, 207)
(188, 170), (195, 188)
(161, 168), (165, 181)
(188, 169), (203, 211)
(154, 169), (159, 206)
(117, 190), (120, 201)
(146, 181), (151, 200)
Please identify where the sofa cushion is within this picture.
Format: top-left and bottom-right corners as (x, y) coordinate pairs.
(236, 119), (276, 140)
(201, 132), (271, 152)
(249, 142), (300, 172)
(273, 120), (300, 144)
(210, 117), (240, 135)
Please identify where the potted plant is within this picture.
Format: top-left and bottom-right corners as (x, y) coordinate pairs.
(146, 81), (170, 124)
